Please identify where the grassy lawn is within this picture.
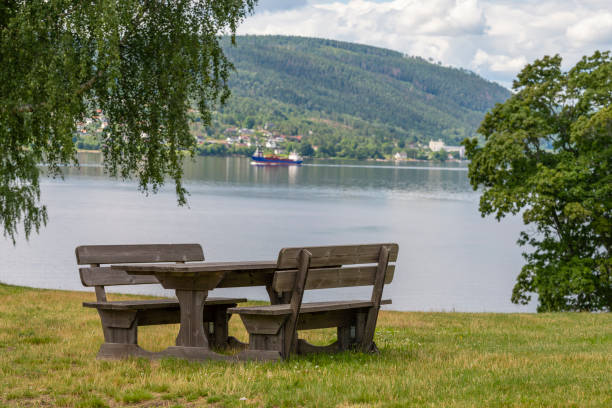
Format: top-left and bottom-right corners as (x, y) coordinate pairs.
(0, 284), (610, 407)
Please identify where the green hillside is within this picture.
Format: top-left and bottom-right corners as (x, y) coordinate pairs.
(209, 35), (510, 146)
(75, 35), (511, 159)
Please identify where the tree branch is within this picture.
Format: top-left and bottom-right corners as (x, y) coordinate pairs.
(11, 69), (104, 115)
(9, 1), (143, 116)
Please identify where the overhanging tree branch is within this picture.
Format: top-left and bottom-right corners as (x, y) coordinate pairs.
(1, 0), (257, 243)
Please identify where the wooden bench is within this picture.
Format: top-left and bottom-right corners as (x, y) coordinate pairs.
(76, 244), (246, 358)
(230, 243), (398, 360)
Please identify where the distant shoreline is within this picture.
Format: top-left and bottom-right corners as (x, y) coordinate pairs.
(76, 149), (467, 164)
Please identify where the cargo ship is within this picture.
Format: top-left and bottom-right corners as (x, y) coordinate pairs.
(251, 148), (303, 165)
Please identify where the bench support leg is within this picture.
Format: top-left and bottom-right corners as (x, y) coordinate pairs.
(235, 314), (287, 360)
(98, 309), (138, 344)
(96, 310), (151, 358)
(202, 305), (234, 349)
(355, 311), (366, 344)
(233, 332), (285, 361)
(353, 310), (378, 353)
(360, 306), (381, 352)
(251, 332), (285, 353)
(360, 246), (390, 353)
(337, 325), (352, 351)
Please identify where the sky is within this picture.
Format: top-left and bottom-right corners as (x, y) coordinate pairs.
(238, 0), (612, 88)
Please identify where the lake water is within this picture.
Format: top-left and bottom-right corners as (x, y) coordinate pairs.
(0, 152), (535, 312)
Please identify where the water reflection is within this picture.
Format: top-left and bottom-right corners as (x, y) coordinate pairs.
(62, 153), (474, 200)
(4, 152), (532, 312)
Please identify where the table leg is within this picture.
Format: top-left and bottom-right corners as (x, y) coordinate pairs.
(175, 289), (209, 348)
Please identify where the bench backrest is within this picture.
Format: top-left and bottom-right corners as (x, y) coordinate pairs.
(271, 243), (398, 295)
(76, 244), (204, 301)
(271, 243), (398, 355)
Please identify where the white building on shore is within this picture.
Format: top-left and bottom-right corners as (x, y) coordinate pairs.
(429, 139), (465, 158)
(394, 151), (407, 161)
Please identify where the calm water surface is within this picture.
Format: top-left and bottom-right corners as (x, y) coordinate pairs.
(0, 153), (534, 312)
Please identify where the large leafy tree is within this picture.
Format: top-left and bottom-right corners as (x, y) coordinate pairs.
(0, 0), (255, 242)
(464, 52), (611, 312)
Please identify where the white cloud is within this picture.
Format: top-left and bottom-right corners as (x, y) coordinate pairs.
(238, 0), (612, 87)
(472, 49), (527, 73)
(566, 13), (612, 46)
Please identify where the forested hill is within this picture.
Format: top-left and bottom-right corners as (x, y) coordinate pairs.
(215, 35), (510, 145)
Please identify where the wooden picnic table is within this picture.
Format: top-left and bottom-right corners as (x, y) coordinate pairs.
(112, 260), (277, 360)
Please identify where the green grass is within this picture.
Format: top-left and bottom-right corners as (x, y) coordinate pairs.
(0, 283), (610, 407)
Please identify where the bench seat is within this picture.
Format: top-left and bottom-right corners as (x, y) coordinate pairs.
(84, 297), (246, 311)
(229, 299), (391, 316)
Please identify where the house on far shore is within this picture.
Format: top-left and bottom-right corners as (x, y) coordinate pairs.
(394, 151), (407, 161)
(429, 139), (465, 159)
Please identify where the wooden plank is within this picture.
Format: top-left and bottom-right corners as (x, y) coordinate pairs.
(83, 297), (245, 310)
(361, 245), (390, 352)
(236, 349), (283, 361)
(284, 249), (311, 357)
(159, 346), (234, 361)
(276, 243), (398, 269)
(249, 333), (284, 352)
(80, 267), (159, 287)
(97, 343), (153, 359)
(217, 269), (275, 288)
(238, 314), (289, 335)
(156, 272), (226, 291)
(272, 265), (395, 292)
(75, 244), (204, 265)
(137, 309), (181, 326)
(212, 307), (229, 348)
(296, 309), (356, 330)
(97, 344), (236, 361)
(94, 286), (107, 302)
(83, 299), (179, 310)
(355, 311), (366, 343)
(229, 304), (293, 316)
(304, 299), (391, 312)
(337, 326), (352, 350)
(203, 297), (247, 305)
(116, 261), (276, 274)
(229, 299), (391, 316)
(97, 309), (137, 329)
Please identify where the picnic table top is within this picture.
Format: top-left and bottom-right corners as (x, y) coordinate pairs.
(111, 260), (277, 275)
